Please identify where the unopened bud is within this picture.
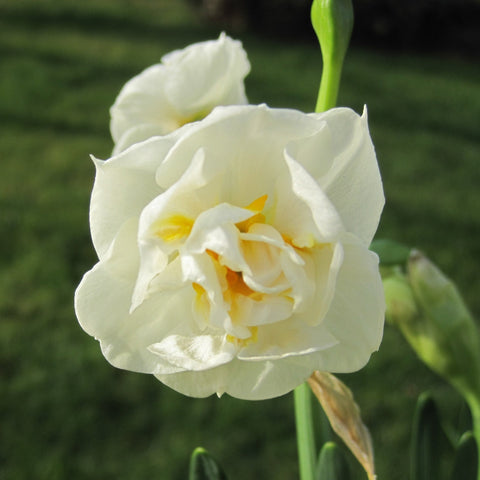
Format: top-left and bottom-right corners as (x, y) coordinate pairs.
(383, 269), (419, 326)
(311, 0), (354, 111)
(406, 250), (480, 399)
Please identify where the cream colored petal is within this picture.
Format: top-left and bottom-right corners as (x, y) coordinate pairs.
(112, 125), (171, 156)
(162, 33), (250, 115)
(314, 108), (384, 245)
(132, 148), (222, 309)
(241, 241), (286, 294)
(90, 135), (180, 259)
(75, 219), (198, 375)
(283, 120), (334, 180)
(307, 237), (385, 373)
(273, 153), (344, 246)
(110, 64), (176, 143)
(155, 104), (325, 192)
(154, 356), (316, 400)
(240, 223), (304, 263)
(279, 249), (315, 313)
(154, 361), (233, 398)
(148, 334), (236, 371)
(234, 294), (293, 327)
(238, 317), (338, 361)
(141, 148), (221, 245)
(184, 203), (253, 273)
(300, 242), (344, 326)
(181, 253), (252, 340)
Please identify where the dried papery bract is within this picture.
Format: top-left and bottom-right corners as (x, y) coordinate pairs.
(308, 371), (376, 480)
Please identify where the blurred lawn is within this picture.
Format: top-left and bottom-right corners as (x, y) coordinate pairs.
(1, 1), (479, 479)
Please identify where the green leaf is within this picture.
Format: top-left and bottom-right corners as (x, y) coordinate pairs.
(370, 238), (410, 266)
(451, 431), (478, 480)
(189, 447), (228, 480)
(410, 393), (453, 480)
(315, 442), (350, 480)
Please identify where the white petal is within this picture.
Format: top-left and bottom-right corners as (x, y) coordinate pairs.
(148, 334), (236, 371)
(274, 153), (344, 245)
(154, 357), (315, 400)
(238, 320), (338, 360)
(132, 148), (222, 309)
(308, 237), (385, 372)
(112, 125), (171, 156)
(180, 253), (230, 328)
(241, 241), (286, 293)
(155, 104), (324, 192)
(304, 242), (344, 325)
(240, 223), (304, 265)
(162, 33), (250, 115)
(155, 361), (233, 398)
(75, 218), (200, 375)
(90, 135), (178, 259)
(184, 203), (253, 272)
(110, 64), (176, 143)
(234, 294), (293, 327)
(279, 249), (315, 312)
(284, 120), (334, 179)
(314, 108), (384, 245)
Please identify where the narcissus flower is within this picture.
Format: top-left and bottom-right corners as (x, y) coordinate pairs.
(110, 33), (250, 154)
(75, 104), (385, 400)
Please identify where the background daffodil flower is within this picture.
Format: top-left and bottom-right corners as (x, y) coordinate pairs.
(109, 33), (250, 154)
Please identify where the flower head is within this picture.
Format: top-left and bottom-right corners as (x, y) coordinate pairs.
(110, 33), (250, 154)
(75, 104), (385, 399)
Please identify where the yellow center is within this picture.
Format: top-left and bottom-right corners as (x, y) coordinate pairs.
(190, 195), (272, 347)
(236, 194), (268, 233)
(153, 214), (194, 243)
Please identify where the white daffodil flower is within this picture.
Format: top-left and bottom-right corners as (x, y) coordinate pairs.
(75, 104), (385, 400)
(110, 33), (250, 154)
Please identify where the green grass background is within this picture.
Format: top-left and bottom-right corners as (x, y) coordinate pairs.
(1, 1), (479, 479)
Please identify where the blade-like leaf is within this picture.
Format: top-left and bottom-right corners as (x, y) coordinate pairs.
(316, 441), (351, 480)
(189, 447), (228, 480)
(451, 431), (478, 480)
(308, 371), (376, 480)
(410, 392), (453, 480)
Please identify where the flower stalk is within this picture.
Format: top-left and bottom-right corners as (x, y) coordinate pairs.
(294, 383), (317, 480)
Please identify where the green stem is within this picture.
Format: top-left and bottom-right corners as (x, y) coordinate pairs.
(466, 394), (480, 480)
(294, 382), (316, 480)
(315, 57), (343, 113)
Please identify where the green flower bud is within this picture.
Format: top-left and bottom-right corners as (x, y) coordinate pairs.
(382, 268), (419, 326)
(311, 0), (354, 112)
(311, 0), (353, 63)
(406, 250), (480, 399)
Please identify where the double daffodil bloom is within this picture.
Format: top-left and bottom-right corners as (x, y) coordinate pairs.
(75, 104), (385, 399)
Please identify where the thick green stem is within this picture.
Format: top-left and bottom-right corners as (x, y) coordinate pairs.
(294, 382), (316, 480)
(315, 58), (343, 113)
